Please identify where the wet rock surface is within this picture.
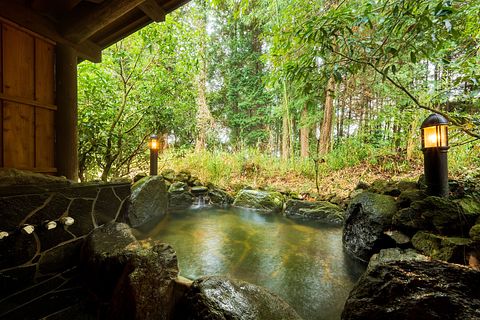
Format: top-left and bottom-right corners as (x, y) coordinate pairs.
(82, 222), (179, 319)
(367, 248), (429, 271)
(81, 222), (137, 299)
(285, 199), (344, 225)
(128, 176), (168, 227)
(169, 190), (195, 212)
(342, 260), (480, 320)
(208, 187), (234, 208)
(183, 276), (302, 320)
(233, 189), (284, 213)
(110, 241), (179, 320)
(343, 192), (397, 262)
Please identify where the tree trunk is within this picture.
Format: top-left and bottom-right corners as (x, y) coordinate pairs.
(318, 75), (336, 155)
(281, 112), (290, 159)
(406, 113), (419, 160)
(194, 1), (213, 152)
(195, 64), (213, 152)
(300, 104), (309, 158)
(281, 80), (291, 159)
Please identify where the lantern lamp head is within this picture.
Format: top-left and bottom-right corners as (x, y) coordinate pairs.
(421, 114), (449, 150)
(148, 134), (159, 151)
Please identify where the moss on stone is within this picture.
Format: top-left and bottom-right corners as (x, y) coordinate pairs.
(469, 224), (480, 241)
(455, 196), (480, 217)
(233, 189), (284, 213)
(412, 231), (472, 263)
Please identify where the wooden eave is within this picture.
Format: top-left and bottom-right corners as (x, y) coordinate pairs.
(0, 0), (190, 63)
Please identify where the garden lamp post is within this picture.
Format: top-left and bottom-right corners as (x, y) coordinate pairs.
(148, 134), (159, 176)
(421, 114), (449, 197)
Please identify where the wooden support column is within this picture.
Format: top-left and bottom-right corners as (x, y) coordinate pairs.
(55, 44), (78, 181)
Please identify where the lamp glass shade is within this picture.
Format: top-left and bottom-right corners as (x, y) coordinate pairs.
(422, 124), (448, 148)
(148, 135), (159, 150)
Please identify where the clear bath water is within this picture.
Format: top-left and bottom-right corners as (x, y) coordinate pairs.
(141, 207), (365, 320)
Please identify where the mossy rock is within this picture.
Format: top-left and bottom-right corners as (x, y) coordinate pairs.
(393, 196), (471, 236)
(455, 195), (480, 218)
(411, 231), (473, 263)
(342, 192), (398, 262)
(342, 260), (480, 320)
(128, 176), (168, 227)
(397, 189), (426, 208)
(367, 248), (428, 271)
(369, 179), (401, 196)
(175, 170), (191, 183)
(208, 187), (234, 208)
(470, 224), (480, 241)
(191, 186), (208, 195)
(168, 181), (188, 193)
(161, 169), (176, 182)
(285, 199), (344, 225)
(233, 189), (284, 213)
(184, 276), (302, 320)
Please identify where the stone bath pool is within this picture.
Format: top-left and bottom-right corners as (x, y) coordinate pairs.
(141, 208), (365, 320)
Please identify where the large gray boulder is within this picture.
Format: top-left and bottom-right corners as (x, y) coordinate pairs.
(81, 222), (179, 320)
(285, 199), (344, 225)
(208, 187), (234, 208)
(184, 276), (302, 320)
(233, 189), (284, 213)
(81, 222), (137, 299)
(110, 241), (179, 320)
(128, 176), (168, 227)
(168, 182), (194, 212)
(342, 260), (480, 320)
(343, 192), (398, 262)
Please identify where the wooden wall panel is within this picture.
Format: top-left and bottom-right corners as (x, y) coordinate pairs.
(35, 38), (55, 104)
(3, 24), (34, 98)
(35, 38), (55, 168)
(2, 24), (35, 169)
(3, 102), (35, 168)
(0, 24), (3, 167)
(35, 109), (54, 168)
(1, 21), (56, 173)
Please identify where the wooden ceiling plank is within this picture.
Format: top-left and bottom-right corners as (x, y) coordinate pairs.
(95, 15), (150, 48)
(161, 0), (191, 12)
(0, 3), (101, 62)
(31, 0), (83, 13)
(139, 0), (166, 22)
(60, 0), (148, 43)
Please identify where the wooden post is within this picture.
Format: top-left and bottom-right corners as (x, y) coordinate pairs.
(55, 44), (78, 181)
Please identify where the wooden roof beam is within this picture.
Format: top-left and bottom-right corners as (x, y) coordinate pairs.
(60, 0), (148, 44)
(139, 0), (166, 22)
(0, 2), (101, 62)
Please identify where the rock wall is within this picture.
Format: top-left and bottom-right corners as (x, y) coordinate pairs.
(0, 182), (130, 317)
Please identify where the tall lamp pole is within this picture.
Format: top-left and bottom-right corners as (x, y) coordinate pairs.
(421, 114), (449, 197)
(148, 134), (159, 176)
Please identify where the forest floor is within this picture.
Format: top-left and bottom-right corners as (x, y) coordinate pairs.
(219, 159), (425, 200)
(159, 151), (436, 200)
(155, 146), (480, 200)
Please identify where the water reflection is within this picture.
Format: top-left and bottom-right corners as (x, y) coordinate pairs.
(144, 208), (365, 320)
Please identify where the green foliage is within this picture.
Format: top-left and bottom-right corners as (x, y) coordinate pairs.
(207, 1), (273, 147)
(77, 0), (479, 190)
(78, 10), (198, 181)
